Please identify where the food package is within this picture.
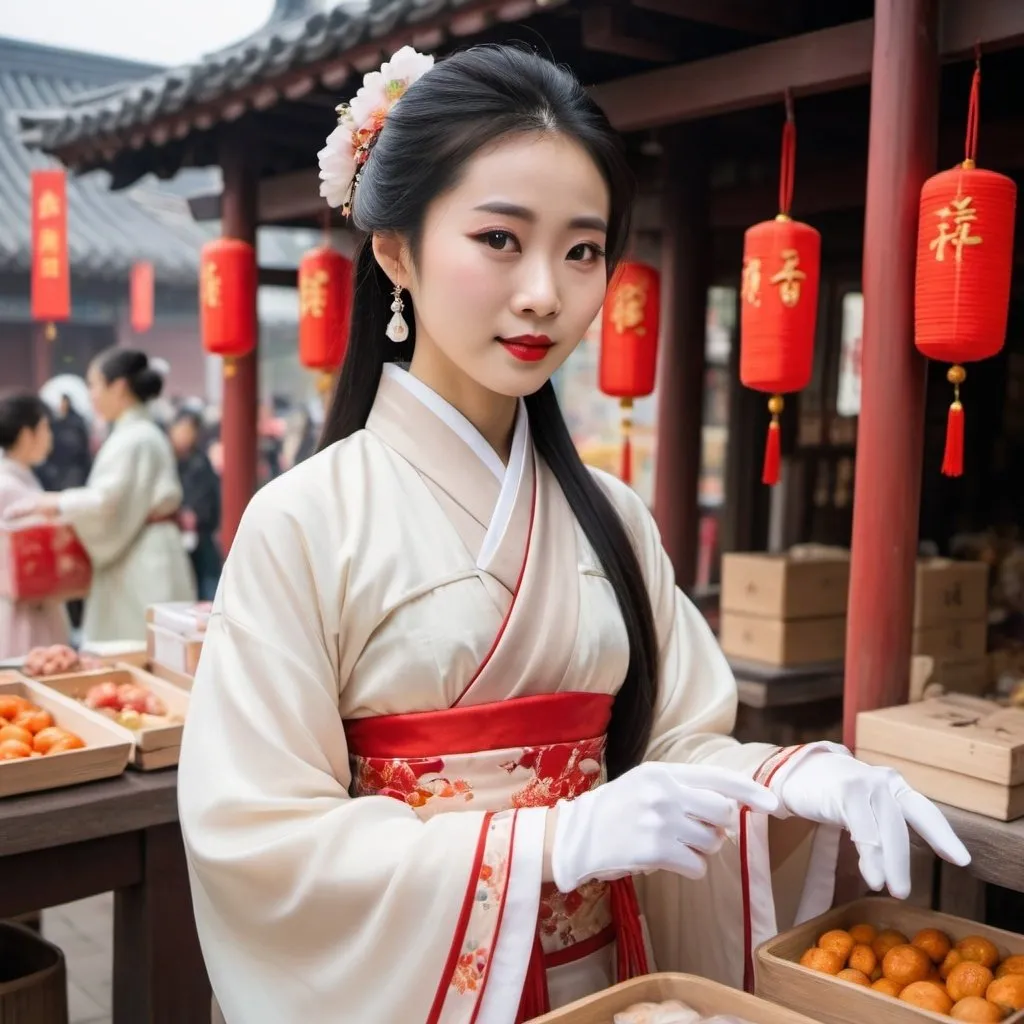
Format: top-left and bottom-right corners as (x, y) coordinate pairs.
(0, 519), (91, 602)
(22, 644), (103, 678)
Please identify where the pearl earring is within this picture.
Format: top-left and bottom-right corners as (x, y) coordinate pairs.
(386, 282), (409, 343)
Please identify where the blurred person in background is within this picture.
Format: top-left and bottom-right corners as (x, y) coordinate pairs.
(0, 393), (70, 657)
(5, 349), (195, 643)
(36, 393), (92, 491)
(170, 409), (222, 601)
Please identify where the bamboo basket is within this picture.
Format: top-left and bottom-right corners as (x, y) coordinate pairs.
(756, 897), (1024, 1024)
(528, 972), (823, 1022)
(0, 922), (68, 1023)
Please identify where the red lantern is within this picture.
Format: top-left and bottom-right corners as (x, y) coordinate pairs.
(199, 238), (256, 376)
(298, 246), (352, 393)
(599, 261), (660, 486)
(914, 61), (1016, 478)
(739, 106), (821, 486)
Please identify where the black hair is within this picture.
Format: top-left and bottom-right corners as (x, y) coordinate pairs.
(0, 393), (50, 451)
(320, 44), (659, 778)
(94, 348), (164, 403)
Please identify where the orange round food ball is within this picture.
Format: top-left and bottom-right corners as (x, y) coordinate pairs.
(0, 723), (33, 747)
(958, 936), (1001, 970)
(950, 996), (1004, 1022)
(873, 929), (910, 961)
(850, 923), (878, 946)
(0, 738), (32, 759)
(987, 974), (1024, 1013)
(47, 733), (85, 754)
(899, 980), (954, 1015)
(943, 950), (966, 980)
(11, 707), (53, 734)
(947, 962), (995, 1003)
(800, 947), (844, 975)
(0, 694), (31, 720)
(849, 944), (878, 977)
(883, 944), (933, 987)
(997, 955), (1024, 978)
(914, 928), (954, 964)
(837, 968), (871, 987)
(819, 929), (855, 963)
(872, 977), (904, 998)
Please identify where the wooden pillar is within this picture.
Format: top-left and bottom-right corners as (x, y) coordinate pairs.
(842, 0), (939, 748)
(218, 137), (259, 553)
(653, 124), (710, 591)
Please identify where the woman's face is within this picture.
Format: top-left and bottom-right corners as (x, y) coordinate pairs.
(388, 131), (611, 402)
(22, 417), (52, 466)
(87, 362), (129, 423)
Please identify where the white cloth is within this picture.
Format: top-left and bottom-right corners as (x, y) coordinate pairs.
(59, 405), (195, 642)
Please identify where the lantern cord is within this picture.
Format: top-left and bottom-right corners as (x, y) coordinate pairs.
(965, 59), (981, 166)
(778, 94), (796, 216)
(620, 398), (633, 487)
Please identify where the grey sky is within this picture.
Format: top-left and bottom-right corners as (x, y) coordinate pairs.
(0, 0), (276, 65)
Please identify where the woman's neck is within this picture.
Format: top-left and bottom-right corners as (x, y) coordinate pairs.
(407, 348), (517, 463)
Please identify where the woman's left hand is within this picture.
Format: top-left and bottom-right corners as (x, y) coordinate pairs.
(774, 746), (970, 899)
(3, 494), (61, 521)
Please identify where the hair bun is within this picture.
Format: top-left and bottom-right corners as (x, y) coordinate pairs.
(131, 366), (164, 402)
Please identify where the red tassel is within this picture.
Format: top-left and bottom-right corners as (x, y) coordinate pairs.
(514, 935), (550, 1022)
(762, 420), (781, 485)
(609, 878), (649, 982)
(620, 435), (632, 485)
(941, 402), (965, 477)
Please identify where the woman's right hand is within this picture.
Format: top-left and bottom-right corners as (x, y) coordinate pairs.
(549, 761), (779, 892)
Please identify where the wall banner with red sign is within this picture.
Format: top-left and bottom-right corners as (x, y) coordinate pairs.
(130, 261), (154, 333)
(30, 169), (70, 323)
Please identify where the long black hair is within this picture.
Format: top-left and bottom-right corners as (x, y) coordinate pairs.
(320, 44), (659, 778)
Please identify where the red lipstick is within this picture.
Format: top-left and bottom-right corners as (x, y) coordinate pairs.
(499, 335), (554, 363)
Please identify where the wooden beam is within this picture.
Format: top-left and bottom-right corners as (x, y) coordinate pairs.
(592, 0), (1024, 132)
(581, 5), (676, 62)
(630, 0), (792, 36)
(258, 266), (298, 288)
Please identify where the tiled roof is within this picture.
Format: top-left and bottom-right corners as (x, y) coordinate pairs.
(18, 0), (528, 157)
(0, 37), (212, 283)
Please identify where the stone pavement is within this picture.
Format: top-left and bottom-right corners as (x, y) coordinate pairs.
(42, 893), (112, 1024)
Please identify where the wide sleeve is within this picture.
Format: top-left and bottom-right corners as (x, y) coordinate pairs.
(59, 429), (181, 570)
(594, 473), (841, 990)
(177, 481), (546, 1024)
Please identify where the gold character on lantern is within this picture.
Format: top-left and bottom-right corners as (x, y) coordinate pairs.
(40, 256), (61, 279)
(300, 269), (330, 319)
(741, 257), (762, 307)
(770, 249), (806, 307)
(201, 262), (222, 309)
(930, 196), (982, 263)
(610, 281), (648, 335)
(37, 190), (61, 220)
(38, 227), (61, 254)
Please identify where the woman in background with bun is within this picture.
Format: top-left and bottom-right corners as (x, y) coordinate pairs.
(5, 349), (195, 642)
(0, 392), (70, 657)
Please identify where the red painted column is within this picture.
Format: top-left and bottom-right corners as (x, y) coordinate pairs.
(653, 124), (709, 591)
(843, 0), (939, 749)
(218, 140), (259, 553)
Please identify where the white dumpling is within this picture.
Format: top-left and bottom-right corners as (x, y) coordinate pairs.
(613, 1000), (701, 1024)
(699, 1016), (757, 1024)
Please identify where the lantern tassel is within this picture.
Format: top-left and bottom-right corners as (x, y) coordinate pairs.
(620, 398), (633, 486)
(942, 402), (965, 477)
(762, 395), (784, 486)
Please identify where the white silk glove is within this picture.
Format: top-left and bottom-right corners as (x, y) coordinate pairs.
(551, 761), (779, 893)
(773, 745), (971, 899)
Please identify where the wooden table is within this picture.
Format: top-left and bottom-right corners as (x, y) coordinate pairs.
(0, 769), (211, 1023)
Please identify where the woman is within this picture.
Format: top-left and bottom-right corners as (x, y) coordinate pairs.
(6, 350), (195, 642)
(0, 394), (69, 657)
(177, 46), (969, 1024)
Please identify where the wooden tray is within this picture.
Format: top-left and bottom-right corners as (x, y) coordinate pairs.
(0, 674), (131, 798)
(31, 665), (188, 767)
(145, 660), (193, 692)
(529, 973), (823, 1022)
(755, 897), (1024, 1024)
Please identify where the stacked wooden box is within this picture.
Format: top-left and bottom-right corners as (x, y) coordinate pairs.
(912, 558), (989, 695)
(719, 549), (850, 667)
(145, 601), (210, 691)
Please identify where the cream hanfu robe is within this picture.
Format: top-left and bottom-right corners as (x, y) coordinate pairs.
(59, 405), (195, 643)
(178, 363), (841, 1024)
(0, 457), (70, 658)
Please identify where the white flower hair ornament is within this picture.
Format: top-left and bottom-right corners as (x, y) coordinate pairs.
(317, 46), (435, 216)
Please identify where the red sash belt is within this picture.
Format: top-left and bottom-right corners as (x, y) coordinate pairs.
(344, 691), (649, 1021)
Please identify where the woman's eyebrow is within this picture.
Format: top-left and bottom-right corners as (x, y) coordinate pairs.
(472, 201), (608, 233)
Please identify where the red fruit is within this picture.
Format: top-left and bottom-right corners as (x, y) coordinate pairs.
(84, 681), (120, 710)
